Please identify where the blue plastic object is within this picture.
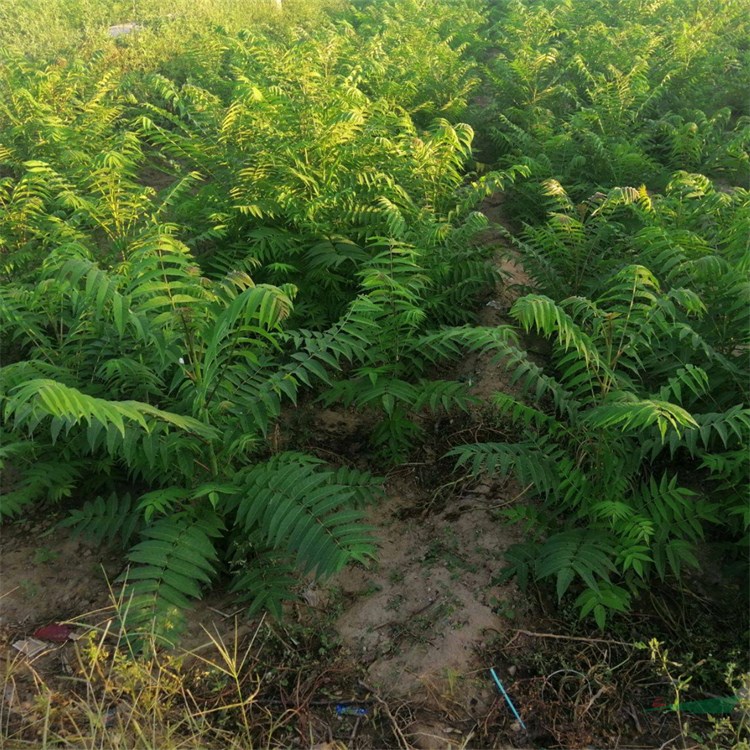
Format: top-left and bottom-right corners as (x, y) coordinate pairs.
(335, 704), (369, 717)
(490, 667), (527, 731)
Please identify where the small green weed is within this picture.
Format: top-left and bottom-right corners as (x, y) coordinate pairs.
(32, 547), (60, 565)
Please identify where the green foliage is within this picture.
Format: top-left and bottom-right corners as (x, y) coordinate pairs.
(61, 493), (141, 548)
(0, 10), (510, 324)
(123, 514), (223, 640)
(234, 453), (375, 577)
(451, 258), (748, 627)
(473, 0), (750, 218)
(511, 176), (749, 403)
(1, 0), (748, 651)
(0, 229), (387, 638)
(0, 0), (349, 60)
(347, 0), (486, 122)
(0, 0), (523, 641)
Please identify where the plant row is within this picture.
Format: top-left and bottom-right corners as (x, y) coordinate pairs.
(0, 0), (748, 633)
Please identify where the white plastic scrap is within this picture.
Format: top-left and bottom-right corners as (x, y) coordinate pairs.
(107, 22), (141, 38)
(11, 638), (47, 658)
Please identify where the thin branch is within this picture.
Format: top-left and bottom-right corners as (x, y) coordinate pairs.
(506, 629), (633, 648)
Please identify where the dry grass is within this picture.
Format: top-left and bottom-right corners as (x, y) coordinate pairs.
(1, 603), (276, 749)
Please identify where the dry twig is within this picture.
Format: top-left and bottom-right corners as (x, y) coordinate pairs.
(506, 629), (632, 648)
(358, 681), (413, 750)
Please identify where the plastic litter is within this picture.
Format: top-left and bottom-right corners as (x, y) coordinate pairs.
(12, 638), (47, 658)
(490, 667), (527, 731)
(33, 623), (73, 643)
(335, 703), (369, 717)
(107, 23), (141, 38)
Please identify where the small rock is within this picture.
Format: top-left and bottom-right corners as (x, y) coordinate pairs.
(510, 720), (523, 732)
(508, 664), (517, 677)
(474, 484), (491, 495)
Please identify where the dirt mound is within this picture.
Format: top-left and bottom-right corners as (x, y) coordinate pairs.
(333, 479), (525, 711)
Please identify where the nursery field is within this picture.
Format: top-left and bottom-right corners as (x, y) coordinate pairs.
(0, 0), (748, 747)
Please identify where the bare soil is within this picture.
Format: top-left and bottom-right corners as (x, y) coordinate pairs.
(0, 467), (531, 749)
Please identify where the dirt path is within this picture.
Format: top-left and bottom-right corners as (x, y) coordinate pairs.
(324, 194), (534, 745)
(330, 474), (525, 748)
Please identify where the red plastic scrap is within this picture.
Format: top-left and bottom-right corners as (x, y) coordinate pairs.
(32, 623), (73, 643)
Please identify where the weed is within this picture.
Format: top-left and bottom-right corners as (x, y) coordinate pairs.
(19, 580), (41, 601)
(385, 594), (405, 613)
(489, 596), (517, 622)
(1, 583), (370, 748)
(358, 581), (382, 598)
(387, 569), (405, 585)
(32, 548), (60, 565)
(424, 528), (478, 577)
